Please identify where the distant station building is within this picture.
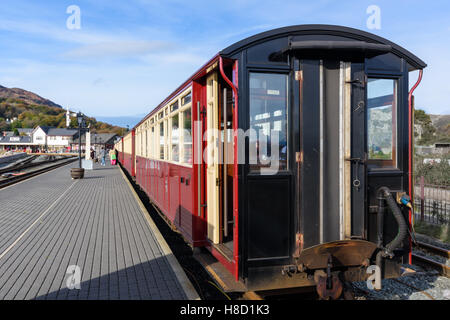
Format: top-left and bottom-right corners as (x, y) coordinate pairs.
(72, 132), (119, 153)
(1, 125), (119, 153)
(0, 135), (35, 152)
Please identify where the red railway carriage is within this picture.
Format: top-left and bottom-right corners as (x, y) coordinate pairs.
(116, 25), (426, 298)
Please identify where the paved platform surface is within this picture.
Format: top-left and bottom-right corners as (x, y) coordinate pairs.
(0, 162), (197, 300)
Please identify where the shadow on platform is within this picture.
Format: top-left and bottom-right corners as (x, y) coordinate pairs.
(33, 257), (189, 300)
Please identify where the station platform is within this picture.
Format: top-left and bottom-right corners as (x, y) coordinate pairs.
(0, 162), (199, 300)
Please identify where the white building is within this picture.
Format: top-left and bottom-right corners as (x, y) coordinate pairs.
(32, 126), (79, 151)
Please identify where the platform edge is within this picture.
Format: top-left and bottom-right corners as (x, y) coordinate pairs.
(118, 166), (201, 300)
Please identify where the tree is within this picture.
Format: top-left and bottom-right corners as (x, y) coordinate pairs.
(414, 109), (436, 145)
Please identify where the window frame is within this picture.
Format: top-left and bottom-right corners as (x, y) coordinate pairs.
(143, 87), (192, 167)
(247, 71), (290, 174)
(366, 76), (399, 169)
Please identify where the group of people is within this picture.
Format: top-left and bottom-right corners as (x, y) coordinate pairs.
(90, 147), (117, 166)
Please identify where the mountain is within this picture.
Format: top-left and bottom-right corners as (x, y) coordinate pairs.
(0, 85), (125, 136)
(430, 114), (450, 142)
(430, 114), (450, 131)
(0, 85), (63, 109)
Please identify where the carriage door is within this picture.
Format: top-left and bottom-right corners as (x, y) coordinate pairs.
(297, 60), (366, 247)
(206, 72), (220, 244)
(349, 63), (367, 239)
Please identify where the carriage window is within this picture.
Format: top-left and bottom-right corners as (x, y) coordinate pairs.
(182, 108), (192, 164)
(367, 78), (397, 168)
(159, 122), (164, 160)
(140, 130), (143, 157)
(171, 101), (179, 112)
(181, 92), (191, 106)
(150, 127), (154, 158)
(171, 113), (179, 162)
(249, 73), (288, 172)
(145, 130), (148, 158)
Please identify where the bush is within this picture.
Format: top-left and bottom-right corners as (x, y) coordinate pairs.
(414, 220), (450, 244)
(415, 154), (450, 186)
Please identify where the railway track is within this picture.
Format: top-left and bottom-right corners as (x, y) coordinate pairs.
(0, 156), (77, 189)
(412, 241), (450, 277)
(0, 155), (38, 174)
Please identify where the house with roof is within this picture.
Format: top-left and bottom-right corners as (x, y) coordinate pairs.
(1, 126), (119, 153)
(71, 132), (119, 153)
(0, 135), (35, 152)
(17, 128), (34, 136)
(32, 126), (79, 151)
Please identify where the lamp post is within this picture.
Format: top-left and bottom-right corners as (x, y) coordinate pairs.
(71, 111), (85, 179)
(77, 112), (83, 168)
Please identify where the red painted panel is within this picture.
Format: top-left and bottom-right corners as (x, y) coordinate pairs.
(149, 159), (154, 199)
(136, 156), (140, 186)
(164, 163), (169, 214)
(131, 129), (136, 177)
(157, 161), (165, 210)
(138, 157), (141, 185)
(179, 166), (193, 238)
(191, 80), (207, 246)
(123, 152), (133, 176)
(145, 158), (149, 195)
(232, 59), (239, 280)
(153, 160), (157, 203)
(168, 165), (179, 223)
(142, 158), (146, 194)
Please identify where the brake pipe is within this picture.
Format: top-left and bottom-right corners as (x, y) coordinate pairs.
(408, 69), (423, 264)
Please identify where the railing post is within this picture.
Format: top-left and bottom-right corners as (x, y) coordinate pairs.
(420, 176), (425, 221)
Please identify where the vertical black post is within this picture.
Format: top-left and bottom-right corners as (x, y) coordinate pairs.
(78, 126), (82, 168)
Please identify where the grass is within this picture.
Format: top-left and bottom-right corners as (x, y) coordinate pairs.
(414, 220), (450, 244)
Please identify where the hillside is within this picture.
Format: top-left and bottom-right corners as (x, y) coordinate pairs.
(0, 85), (63, 109)
(414, 110), (450, 145)
(430, 114), (450, 139)
(0, 86), (125, 136)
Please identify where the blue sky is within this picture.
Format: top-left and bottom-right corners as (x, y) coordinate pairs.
(0, 0), (449, 122)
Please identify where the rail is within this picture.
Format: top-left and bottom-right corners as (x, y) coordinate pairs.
(411, 253), (450, 277)
(412, 241), (450, 277)
(0, 157), (77, 189)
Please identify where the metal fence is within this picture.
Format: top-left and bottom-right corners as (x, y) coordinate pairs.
(414, 176), (450, 225)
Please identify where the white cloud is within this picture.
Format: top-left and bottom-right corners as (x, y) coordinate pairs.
(63, 40), (174, 59)
(0, 19), (118, 45)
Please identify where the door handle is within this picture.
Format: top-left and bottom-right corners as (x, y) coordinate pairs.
(345, 157), (365, 164)
(346, 154), (367, 190)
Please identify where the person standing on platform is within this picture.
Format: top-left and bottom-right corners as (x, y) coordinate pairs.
(100, 147), (106, 166)
(109, 149), (117, 165)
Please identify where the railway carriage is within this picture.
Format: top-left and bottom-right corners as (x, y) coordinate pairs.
(116, 25), (426, 298)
